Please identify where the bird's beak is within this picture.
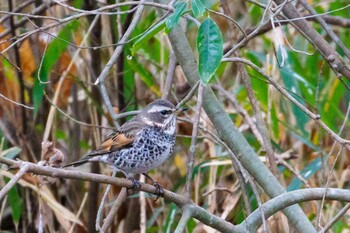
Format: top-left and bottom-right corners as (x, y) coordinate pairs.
(174, 107), (188, 115)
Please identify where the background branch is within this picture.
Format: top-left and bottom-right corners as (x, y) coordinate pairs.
(164, 20), (317, 233)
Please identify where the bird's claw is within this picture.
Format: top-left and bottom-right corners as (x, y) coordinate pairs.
(126, 177), (141, 195)
(151, 181), (164, 201)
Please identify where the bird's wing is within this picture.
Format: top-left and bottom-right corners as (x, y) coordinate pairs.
(87, 116), (144, 156)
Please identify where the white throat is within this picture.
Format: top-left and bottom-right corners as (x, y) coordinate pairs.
(142, 116), (176, 135)
(164, 117), (176, 134)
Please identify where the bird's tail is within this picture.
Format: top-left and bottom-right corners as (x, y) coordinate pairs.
(62, 158), (90, 168)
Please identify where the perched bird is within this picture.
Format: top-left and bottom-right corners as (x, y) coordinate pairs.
(63, 99), (186, 196)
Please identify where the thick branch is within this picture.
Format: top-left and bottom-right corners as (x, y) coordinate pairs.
(238, 188), (350, 232)
(0, 157), (235, 232)
(165, 24), (317, 233)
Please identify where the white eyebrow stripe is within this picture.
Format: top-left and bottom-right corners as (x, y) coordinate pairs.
(148, 106), (172, 113)
(142, 117), (166, 127)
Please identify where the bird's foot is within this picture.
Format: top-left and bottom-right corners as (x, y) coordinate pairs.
(141, 173), (164, 201)
(151, 181), (164, 201)
(126, 177), (141, 195)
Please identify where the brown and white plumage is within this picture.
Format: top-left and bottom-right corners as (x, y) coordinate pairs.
(63, 99), (186, 195)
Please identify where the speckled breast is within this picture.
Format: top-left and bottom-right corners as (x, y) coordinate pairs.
(110, 127), (176, 173)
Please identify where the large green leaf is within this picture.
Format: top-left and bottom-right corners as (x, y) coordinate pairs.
(191, 0), (206, 18)
(33, 20), (79, 116)
(197, 18), (223, 84)
(165, 2), (187, 33)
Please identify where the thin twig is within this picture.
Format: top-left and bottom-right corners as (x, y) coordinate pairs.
(101, 189), (128, 232)
(94, 0), (145, 85)
(277, 160), (310, 187)
(162, 52), (177, 100)
(96, 169), (118, 231)
(222, 58), (350, 150)
(316, 146), (344, 230)
(207, 8), (247, 37)
(321, 203), (350, 233)
(0, 93), (34, 110)
(224, 0), (289, 58)
(275, 3), (350, 23)
(0, 52), (21, 71)
(42, 14), (101, 142)
(95, 1), (146, 127)
(0, 163), (29, 201)
(185, 84), (204, 199)
(274, 0), (350, 80)
(213, 84), (264, 146)
(203, 186), (236, 196)
(244, 169), (267, 233)
(8, 0), (27, 134)
(68, 192), (88, 233)
(140, 175), (146, 233)
(298, 0), (350, 60)
(0, 0), (36, 24)
(45, 94), (115, 130)
(174, 205), (193, 233)
(176, 81), (200, 108)
(236, 55), (278, 176)
(0, 2), (55, 40)
(225, 145), (253, 215)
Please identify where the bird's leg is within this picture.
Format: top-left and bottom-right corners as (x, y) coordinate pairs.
(126, 177), (141, 195)
(142, 173), (164, 200)
(119, 170), (141, 195)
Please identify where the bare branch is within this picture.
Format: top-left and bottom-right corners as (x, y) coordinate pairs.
(0, 163), (29, 201)
(162, 52), (177, 100)
(0, 157), (235, 232)
(238, 188), (350, 232)
(185, 84), (204, 199)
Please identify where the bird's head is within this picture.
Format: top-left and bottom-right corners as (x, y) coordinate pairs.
(140, 99), (186, 132)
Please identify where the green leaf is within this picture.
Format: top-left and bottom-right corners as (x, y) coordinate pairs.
(165, 2), (187, 33)
(197, 18), (223, 84)
(163, 203), (178, 233)
(131, 19), (166, 56)
(126, 58), (161, 96)
(191, 0), (206, 18)
(33, 20), (79, 117)
(287, 157), (322, 191)
(319, 78), (346, 131)
(4, 177), (23, 226)
(147, 207), (163, 228)
(187, 218), (197, 232)
(279, 48), (309, 137)
(270, 102), (279, 139)
(123, 46), (136, 113)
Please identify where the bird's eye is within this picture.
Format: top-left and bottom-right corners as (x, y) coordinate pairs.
(160, 110), (169, 116)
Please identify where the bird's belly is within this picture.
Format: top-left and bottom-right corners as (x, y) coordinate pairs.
(108, 135), (175, 174)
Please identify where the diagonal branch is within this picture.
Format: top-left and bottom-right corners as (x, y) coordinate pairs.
(164, 22), (317, 233)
